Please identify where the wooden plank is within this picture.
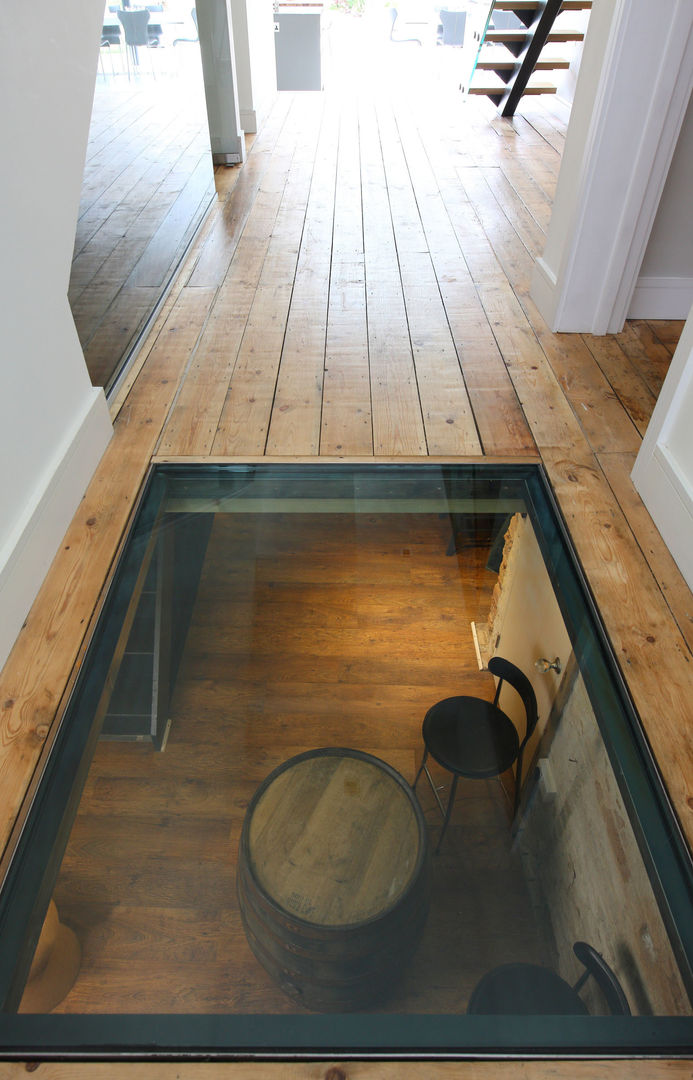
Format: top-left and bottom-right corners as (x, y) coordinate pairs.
(447, 166), (645, 456)
(126, 150), (214, 288)
(615, 320), (673, 397)
(581, 333), (657, 437)
(398, 114), (534, 455)
(188, 94), (295, 288)
(542, 449), (693, 851)
(321, 98), (372, 456)
(376, 102), (481, 455)
(598, 451), (693, 654)
(523, 297), (643, 454)
(82, 285), (161, 388)
(360, 100), (426, 455)
(211, 98), (325, 455)
(266, 99), (339, 455)
(1, 1061), (692, 1080)
(645, 319), (685, 352)
(159, 101), (315, 457)
(0, 288), (215, 865)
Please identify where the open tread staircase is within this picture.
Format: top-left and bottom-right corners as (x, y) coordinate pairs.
(468, 0), (592, 116)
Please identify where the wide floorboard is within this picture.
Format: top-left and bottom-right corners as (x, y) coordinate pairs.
(1, 50), (691, 1077)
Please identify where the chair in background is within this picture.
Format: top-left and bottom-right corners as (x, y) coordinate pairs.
(389, 8), (423, 45)
(145, 5), (164, 47)
(173, 8), (199, 46)
(467, 941), (632, 1015)
(99, 23), (122, 76)
(117, 8), (153, 78)
(413, 656), (537, 852)
(439, 10), (467, 47)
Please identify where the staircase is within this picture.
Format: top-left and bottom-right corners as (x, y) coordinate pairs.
(467, 0), (592, 117)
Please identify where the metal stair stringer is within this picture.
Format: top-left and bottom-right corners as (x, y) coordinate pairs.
(472, 0), (576, 117)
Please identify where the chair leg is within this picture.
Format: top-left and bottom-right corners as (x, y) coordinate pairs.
(436, 774), (458, 854)
(512, 750), (524, 818)
(412, 748), (428, 790)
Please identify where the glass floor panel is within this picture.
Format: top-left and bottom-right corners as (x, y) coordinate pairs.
(0, 463), (691, 1058)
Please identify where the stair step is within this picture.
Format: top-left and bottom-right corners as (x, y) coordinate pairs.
(547, 29), (585, 41)
(485, 27), (584, 43)
(469, 82), (558, 96)
(476, 56), (570, 70)
(485, 29), (529, 43)
(492, 0), (591, 6)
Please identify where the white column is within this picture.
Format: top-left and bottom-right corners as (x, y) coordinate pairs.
(530, 0), (693, 333)
(0, 0), (113, 672)
(230, 0), (277, 135)
(196, 0), (247, 165)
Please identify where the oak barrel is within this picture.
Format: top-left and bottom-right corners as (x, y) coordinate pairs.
(237, 747), (430, 1011)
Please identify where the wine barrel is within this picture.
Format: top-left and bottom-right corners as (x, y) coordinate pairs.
(237, 747), (430, 1012)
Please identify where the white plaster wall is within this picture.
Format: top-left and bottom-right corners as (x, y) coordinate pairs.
(531, 0), (693, 333)
(231, 0), (277, 133)
(0, 2), (113, 671)
(554, 10), (591, 106)
(629, 93), (693, 318)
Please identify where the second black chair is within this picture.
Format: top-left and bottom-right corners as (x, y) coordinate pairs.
(413, 656), (538, 852)
(467, 941), (631, 1015)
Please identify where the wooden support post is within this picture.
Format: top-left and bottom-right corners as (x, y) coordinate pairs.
(195, 0), (247, 165)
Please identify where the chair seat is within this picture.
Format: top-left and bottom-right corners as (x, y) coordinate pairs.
(423, 695), (519, 778)
(467, 962), (590, 1015)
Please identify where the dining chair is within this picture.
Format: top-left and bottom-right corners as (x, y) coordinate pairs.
(439, 10), (467, 47)
(117, 9), (152, 78)
(413, 656), (537, 852)
(467, 940), (631, 1015)
(389, 8), (422, 46)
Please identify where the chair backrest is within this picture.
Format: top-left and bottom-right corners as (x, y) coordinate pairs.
(488, 655), (538, 749)
(572, 941), (631, 1016)
(439, 10), (466, 46)
(117, 8), (150, 47)
(101, 25), (121, 45)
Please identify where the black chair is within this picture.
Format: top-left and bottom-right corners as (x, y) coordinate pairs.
(439, 10), (467, 47)
(413, 656), (537, 851)
(467, 941), (631, 1015)
(100, 23), (122, 75)
(117, 8), (152, 75)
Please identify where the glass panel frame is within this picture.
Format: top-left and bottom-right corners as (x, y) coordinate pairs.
(0, 461), (691, 1060)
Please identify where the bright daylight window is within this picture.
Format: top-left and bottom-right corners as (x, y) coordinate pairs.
(0, 463), (691, 1058)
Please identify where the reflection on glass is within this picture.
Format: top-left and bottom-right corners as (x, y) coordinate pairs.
(69, 2), (214, 394)
(1, 465), (691, 1056)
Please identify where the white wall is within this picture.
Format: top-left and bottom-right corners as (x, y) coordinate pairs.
(531, 0), (693, 333)
(631, 305), (693, 591)
(0, 2), (113, 672)
(629, 94), (693, 319)
(231, 0), (277, 134)
(554, 9), (591, 106)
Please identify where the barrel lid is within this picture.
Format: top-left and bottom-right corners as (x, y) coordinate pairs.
(244, 749), (425, 927)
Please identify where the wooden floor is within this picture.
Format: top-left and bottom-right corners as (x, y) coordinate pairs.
(1, 57), (692, 1074)
(69, 53), (215, 392)
(54, 513), (548, 1014)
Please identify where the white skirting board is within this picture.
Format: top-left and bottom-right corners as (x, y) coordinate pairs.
(0, 389), (113, 672)
(628, 276), (693, 320)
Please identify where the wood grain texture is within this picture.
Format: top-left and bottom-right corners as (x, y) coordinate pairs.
(0, 74), (691, 1069)
(1, 1061), (692, 1079)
